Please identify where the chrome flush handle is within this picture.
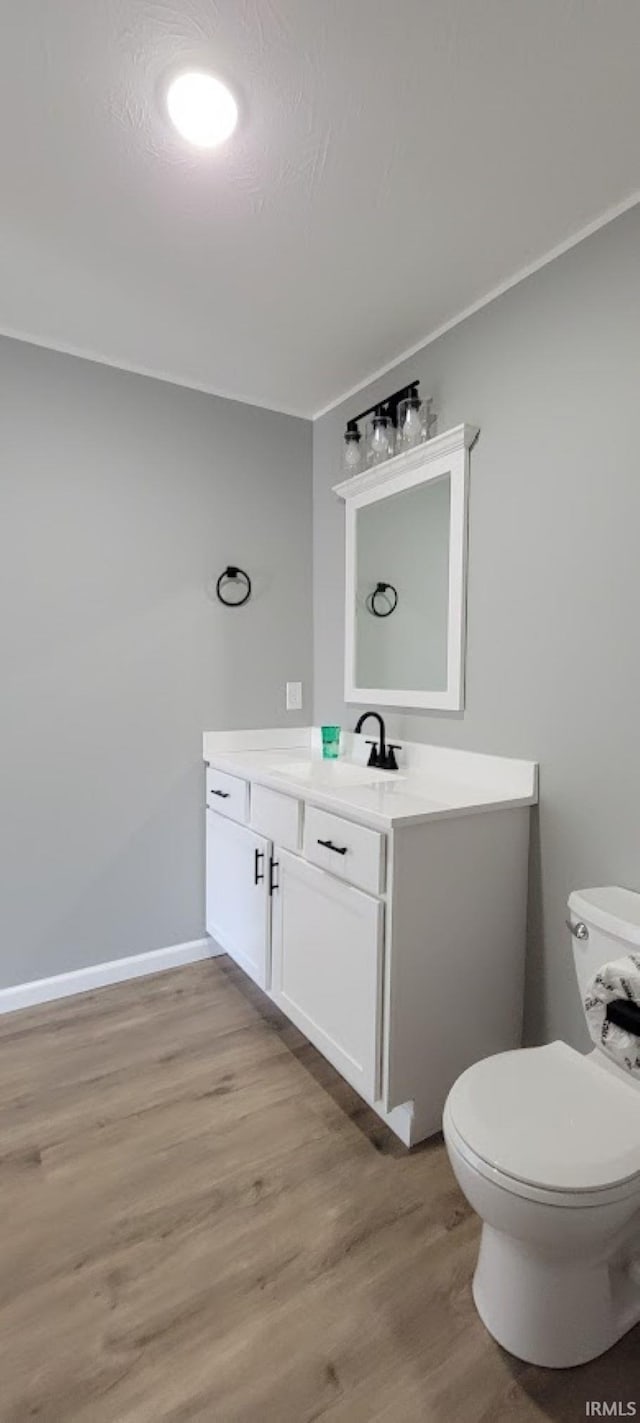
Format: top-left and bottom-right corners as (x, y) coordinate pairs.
(565, 918), (589, 941)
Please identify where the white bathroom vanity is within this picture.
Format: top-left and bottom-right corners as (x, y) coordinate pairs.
(203, 727), (537, 1145)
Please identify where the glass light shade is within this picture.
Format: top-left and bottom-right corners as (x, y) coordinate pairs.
(421, 398), (438, 441)
(366, 414), (395, 466)
(397, 396), (423, 452)
(342, 426), (363, 476)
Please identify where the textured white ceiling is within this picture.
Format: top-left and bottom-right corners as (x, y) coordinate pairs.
(1, 0), (639, 417)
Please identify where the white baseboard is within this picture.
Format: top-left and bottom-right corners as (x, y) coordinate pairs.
(0, 936), (224, 1016)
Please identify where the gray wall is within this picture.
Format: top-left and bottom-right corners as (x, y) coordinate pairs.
(0, 337), (312, 989)
(313, 203), (640, 1051)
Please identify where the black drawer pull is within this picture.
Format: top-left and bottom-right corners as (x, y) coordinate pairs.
(317, 838), (348, 856)
(254, 848), (265, 885)
(210, 788), (230, 799)
(269, 857), (280, 895)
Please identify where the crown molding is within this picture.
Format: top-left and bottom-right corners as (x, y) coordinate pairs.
(0, 324), (310, 421)
(314, 189), (640, 421)
(2, 190), (638, 424)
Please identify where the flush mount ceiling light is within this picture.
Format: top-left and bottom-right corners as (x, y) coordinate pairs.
(166, 71), (238, 149)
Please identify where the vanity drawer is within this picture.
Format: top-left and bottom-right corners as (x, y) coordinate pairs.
(251, 783), (302, 853)
(303, 806), (385, 896)
(205, 766), (249, 824)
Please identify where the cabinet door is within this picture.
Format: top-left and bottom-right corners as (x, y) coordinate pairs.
(271, 851), (384, 1102)
(205, 810), (271, 990)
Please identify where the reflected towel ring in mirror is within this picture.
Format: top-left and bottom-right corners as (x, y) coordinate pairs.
(216, 566), (252, 607)
(366, 581), (398, 618)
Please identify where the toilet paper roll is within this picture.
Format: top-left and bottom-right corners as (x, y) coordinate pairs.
(584, 954), (640, 1077)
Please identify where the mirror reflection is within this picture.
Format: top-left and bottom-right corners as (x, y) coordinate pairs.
(355, 474), (451, 693)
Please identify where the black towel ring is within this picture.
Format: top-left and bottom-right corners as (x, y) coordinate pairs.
(216, 566), (252, 608)
(366, 581), (398, 618)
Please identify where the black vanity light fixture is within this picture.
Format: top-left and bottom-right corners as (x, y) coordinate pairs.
(348, 379), (421, 443)
(216, 565), (252, 607)
(342, 378), (438, 476)
(341, 379), (420, 476)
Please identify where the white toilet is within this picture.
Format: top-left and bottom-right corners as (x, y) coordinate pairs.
(444, 885), (640, 1369)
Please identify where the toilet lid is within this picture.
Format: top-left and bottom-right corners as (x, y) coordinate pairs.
(447, 1041), (640, 1193)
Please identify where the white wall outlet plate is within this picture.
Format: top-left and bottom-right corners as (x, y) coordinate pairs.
(286, 681), (303, 712)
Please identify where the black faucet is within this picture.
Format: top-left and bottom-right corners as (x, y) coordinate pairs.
(353, 712), (401, 772)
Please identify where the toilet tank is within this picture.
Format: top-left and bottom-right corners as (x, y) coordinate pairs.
(568, 885), (640, 1001)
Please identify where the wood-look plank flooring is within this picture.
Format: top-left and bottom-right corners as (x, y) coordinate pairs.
(0, 958), (637, 1422)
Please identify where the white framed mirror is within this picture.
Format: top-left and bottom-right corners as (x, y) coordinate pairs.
(333, 423), (478, 711)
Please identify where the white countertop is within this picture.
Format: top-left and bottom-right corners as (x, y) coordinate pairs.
(202, 728), (538, 831)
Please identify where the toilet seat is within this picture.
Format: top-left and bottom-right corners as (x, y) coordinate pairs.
(445, 1041), (640, 1205)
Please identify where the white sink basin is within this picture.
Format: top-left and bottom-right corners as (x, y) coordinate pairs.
(268, 759), (403, 788)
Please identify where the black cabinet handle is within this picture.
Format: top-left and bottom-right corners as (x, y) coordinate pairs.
(317, 838), (348, 856)
(254, 848), (265, 885)
(269, 857), (279, 895)
(210, 788), (230, 799)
